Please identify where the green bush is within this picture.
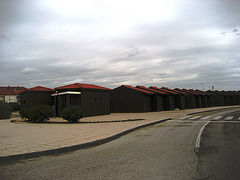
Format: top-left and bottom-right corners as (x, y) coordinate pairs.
(19, 107), (34, 121)
(20, 105), (54, 122)
(9, 102), (20, 112)
(0, 101), (11, 119)
(62, 106), (83, 122)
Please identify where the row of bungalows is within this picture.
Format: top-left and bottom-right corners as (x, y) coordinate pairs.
(206, 90), (240, 106)
(20, 83), (111, 117)
(174, 88), (214, 108)
(110, 85), (213, 113)
(18, 83), (240, 117)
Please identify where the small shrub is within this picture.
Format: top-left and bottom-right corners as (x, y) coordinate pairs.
(0, 101), (11, 119)
(19, 107), (34, 121)
(62, 106), (83, 122)
(9, 102), (20, 112)
(20, 105), (54, 122)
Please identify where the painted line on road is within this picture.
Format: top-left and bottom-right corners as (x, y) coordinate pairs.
(171, 120), (240, 123)
(196, 121), (211, 148)
(178, 116), (192, 120)
(238, 117), (240, 120)
(200, 116), (212, 120)
(189, 116), (202, 120)
(213, 116), (223, 120)
(225, 116), (234, 120)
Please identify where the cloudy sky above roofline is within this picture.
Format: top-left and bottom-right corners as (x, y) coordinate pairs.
(0, 0), (240, 90)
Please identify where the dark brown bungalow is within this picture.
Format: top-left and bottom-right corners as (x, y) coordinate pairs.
(19, 86), (54, 108)
(53, 83), (111, 117)
(161, 87), (186, 110)
(136, 85), (167, 111)
(149, 86), (177, 110)
(174, 88), (197, 109)
(110, 85), (154, 113)
(194, 89), (213, 107)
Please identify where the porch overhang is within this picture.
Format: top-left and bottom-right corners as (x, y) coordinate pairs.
(51, 91), (81, 96)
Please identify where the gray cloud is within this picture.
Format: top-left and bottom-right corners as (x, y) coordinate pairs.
(21, 66), (37, 74)
(0, 0), (240, 90)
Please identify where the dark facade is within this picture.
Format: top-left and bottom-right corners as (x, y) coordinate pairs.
(161, 87), (186, 110)
(20, 86), (54, 108)
(54, 83), (111, 117)
(174, 88), (196, 109)
(149, 86), (177, 110)
(136, 86), (167, 112)
(237, 91), (240, 105)
(207, 90), (225, 106)
(194, 89), (213, 107)
(110, 85), (154, 113)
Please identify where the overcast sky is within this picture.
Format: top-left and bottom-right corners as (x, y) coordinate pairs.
(0, 0), (240, 90)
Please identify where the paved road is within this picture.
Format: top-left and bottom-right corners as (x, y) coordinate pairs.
(1, 108), (240, 180)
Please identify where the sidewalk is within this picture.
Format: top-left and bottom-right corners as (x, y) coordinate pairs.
(0, 106), (239, 161)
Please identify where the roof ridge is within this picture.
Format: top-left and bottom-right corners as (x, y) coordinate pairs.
(122, 85), (154, 94)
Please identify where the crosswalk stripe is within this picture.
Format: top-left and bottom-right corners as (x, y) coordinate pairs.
(178, 116), (191, 120)
(189, 116), (202, 120)
(213, 116), (223, 120)
(200, 116), (212, 120)
(225, 116), (234, 120)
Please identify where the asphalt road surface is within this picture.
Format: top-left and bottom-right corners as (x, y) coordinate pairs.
(1, 108), (240, 180)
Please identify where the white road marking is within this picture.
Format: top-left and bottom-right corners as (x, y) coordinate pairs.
(189, 116), (202, 120)
(238, 117), (240, 120)
(213, 116), (223, 120)
(178, 116), (191, 120)
(171, 120), (240, 123)
(196, 121), (211, 148)
(225, 116), (234, 120)
(200, 116), (212, 120)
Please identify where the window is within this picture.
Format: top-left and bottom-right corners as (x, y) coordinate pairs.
(92, 98), (102, 103)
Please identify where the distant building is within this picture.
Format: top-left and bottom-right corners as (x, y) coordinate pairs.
(0, 86), (27, 103)
(110, 85), (155, 113)
(19, 86), (54, 108)
(53, 83), (111, 117)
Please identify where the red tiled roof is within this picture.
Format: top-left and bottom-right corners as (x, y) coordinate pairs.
(26, 86), (54, 91)
(186, 89), (206, 95)
(122, 85), (155, 94)
(181, 89), (199, 95)
(175, 88), (193, 94)
(55, 83), (111, 91)
(162, 87), (187, 95)
(0, 86), (27, 95)
(136, 85), (167, 95)
(150, 86), (178, 95)
(194, 89), (210, 95)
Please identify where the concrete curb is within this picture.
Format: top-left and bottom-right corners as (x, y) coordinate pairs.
(0, 118), (171, 165)
(187, 106), (240, 115)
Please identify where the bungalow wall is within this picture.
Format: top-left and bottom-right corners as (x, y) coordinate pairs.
(195, 95), (202, 108)
(237, 94), (240, 105)
(175, 94), (185, 110)
(151, 95), (165, 111)
(230, 94), (237, 105)
(81, 90), (110, 117)
(56, 90), (110, 117)
(207, 95), (214, 107)
(224, 95), (231, 106)
(20, 91), (53, 108)
(110, 87), (152, 113)
(201, 95), (208, 108)
(164, 94), (175, 111)
(212, 94), (225, 106)
(185, 94), (196, 109)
